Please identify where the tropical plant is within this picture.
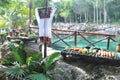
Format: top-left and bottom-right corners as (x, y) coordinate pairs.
(4, 62), (27, 80)
(3, 41), (60, 80)
(24, 52), (60, 80)
(42, 52), (60, 72)
(2, 41), (42, 79)
(1, 0), (120, 24)
(0, 0), (29, 28)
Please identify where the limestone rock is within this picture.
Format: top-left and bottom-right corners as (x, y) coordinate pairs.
(0, 65), (7, 79)
(48, 59), (90, 80)
(24, 42), (41, 57)
(47, 57), (120, 80)
(0, 41), (14, 59)
(0, 42), (41, 59)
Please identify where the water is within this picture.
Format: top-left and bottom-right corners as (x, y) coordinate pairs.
(52, 35), (117, 51)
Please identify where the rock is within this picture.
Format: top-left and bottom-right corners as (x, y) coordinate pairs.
(0, 65), (7, 79)
(63, 58), (120, 80)
(0, 41), (41, 59)
(53, 73), (64, 80)
(47, 56), (120, 80)
(100, 75), (117, 80)
(0, 41), (17, 59)
(52, 23), (120, 34)
(24, 42), (41, 57)
(48, 59), (90, 80)
(0, 64), (7, 72)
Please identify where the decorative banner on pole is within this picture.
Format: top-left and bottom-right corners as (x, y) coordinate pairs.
(38, 7), (51, 18)
(35, 7), (56, 42)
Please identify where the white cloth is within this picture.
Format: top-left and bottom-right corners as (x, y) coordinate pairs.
(35, 7), (56, 38)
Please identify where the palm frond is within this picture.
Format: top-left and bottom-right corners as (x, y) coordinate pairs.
(8, 41), (23, 65)
(4, 62), (27, 80)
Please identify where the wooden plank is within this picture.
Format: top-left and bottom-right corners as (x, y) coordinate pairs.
(78, 32), (95, 47)
(110, 37), (116, 42)
(52, 31), (70, 46)
(52, 32), (74, 44)
(85, 36), (109, 47)
(52, 29), (119, 36)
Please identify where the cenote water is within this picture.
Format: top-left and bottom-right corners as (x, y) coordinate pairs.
(52, 35), (117, 51)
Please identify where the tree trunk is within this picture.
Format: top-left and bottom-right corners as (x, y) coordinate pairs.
(75, 15), (77, 23)
(74, 14), (76, 23)
(84, 12), (87, 22)
(64, 17), (67, 23)
(93, 4), (96, 23)
(99, 9), (102, 23)
(79, 14), (82, 23)
(87, 11), (88, 22)
(103, 0), (107, 24)
(96, 0), (98, 25)
(69, 18), (72, 23)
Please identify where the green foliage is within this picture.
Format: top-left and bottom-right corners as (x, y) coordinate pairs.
(0, 0), (29, 28)
(4, 62), (27, 80)
(28, 33), (38, 38)
(0, 0), (10, 7)
(1, 58), (13, 65)
(8, 41), (24, 65)
(26, 53), (42, 66)
(0, 0), (120, 24)
(43, 52), (60, 71)
(25, 73), (50, 80)
(7, 41), (42, 65)
(4, 41), (44, 79)
(4, 41), (60, 80)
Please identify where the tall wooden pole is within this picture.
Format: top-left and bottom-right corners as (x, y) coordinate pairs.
(74, 31), (77, 47)
(44, 0), (48, 58)
(107, 36), (110, 50)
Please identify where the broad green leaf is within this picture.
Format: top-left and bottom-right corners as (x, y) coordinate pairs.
(26, 53), (42, 65)
(26, 57), (32, 66)
(11, 51), (23, 65)
(44, 52), (60, 71)
(17, 43), (27, 64)
(31, 53), (42, 60)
